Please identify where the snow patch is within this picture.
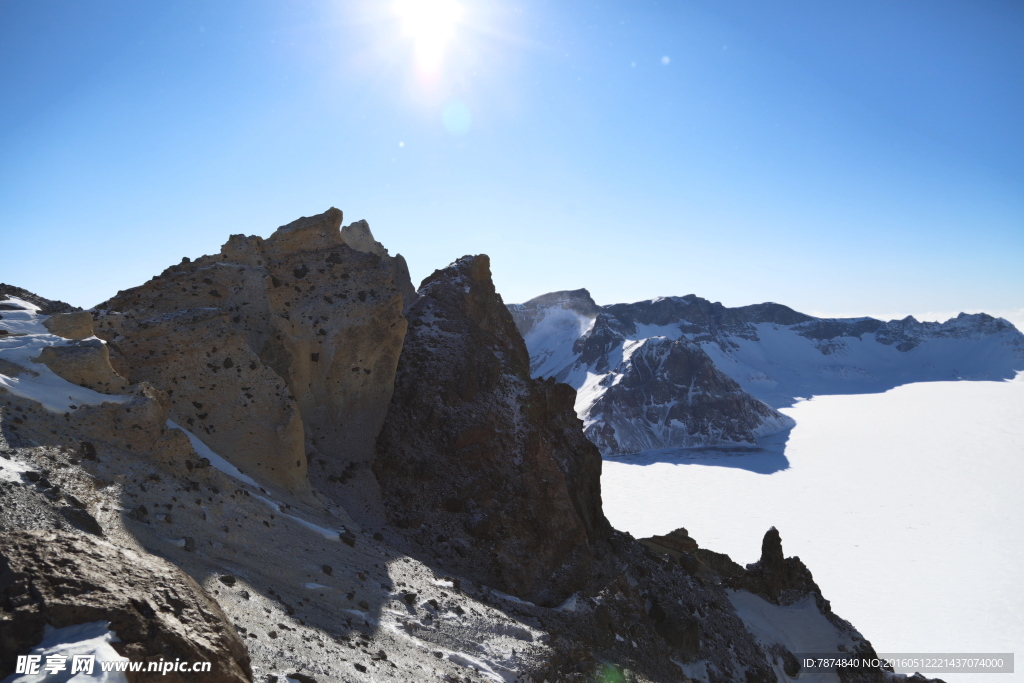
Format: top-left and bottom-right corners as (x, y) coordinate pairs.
(0, 297), (128, 413)
(3, 620), (129, 683)
(166, 421), (350, 542)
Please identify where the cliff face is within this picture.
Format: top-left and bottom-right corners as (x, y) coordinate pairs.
(374, 255), (609, 605)
(584, 335), (793, 454)
(92, 208), (410, 498)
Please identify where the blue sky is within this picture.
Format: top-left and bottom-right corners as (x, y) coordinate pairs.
(2, 0), (1022, 325)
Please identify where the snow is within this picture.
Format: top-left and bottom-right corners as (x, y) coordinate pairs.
(381, 622), (515, 683)
(166, 421), (350, 542)
(0, 297), (128, 413)
(554, 593), (577, 612)
(166, 420), (259, 487)
(518, 300), (1024, 457)
(698, 323), (1024, 409)
(486, 588), (536, 607)
(727, 591), (850, 683)
(0, 451), (35, 483)
(520, 305), (595, 381)
(2, 620), (129, 683)
(602, 373), (1024, 683)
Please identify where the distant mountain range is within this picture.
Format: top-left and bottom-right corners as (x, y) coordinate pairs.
(509, 289), (1024, 455)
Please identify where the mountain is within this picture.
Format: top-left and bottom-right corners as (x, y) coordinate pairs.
(509, 289), (1024, 455)
(1, 209), (942, 682)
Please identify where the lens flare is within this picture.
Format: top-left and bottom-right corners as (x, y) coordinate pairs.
(442, 100), (472, 135)
(393, 0), (464, 75)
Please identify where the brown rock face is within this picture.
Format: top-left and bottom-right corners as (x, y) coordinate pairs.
(33, 341), (129, 394)
(0, 530), (251, 683)
(42, 311), (95, 339)
(93, 208), (410, 496)
(373, 255), (609, 605)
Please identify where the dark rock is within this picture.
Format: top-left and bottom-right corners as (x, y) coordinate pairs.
(0, 530), (250, 682)
(639, 527), (698, 559)
(373, 255), (609, 605)
(57, 506), (103, 536)
(0, 284), (80, 315)
(728, 527), (821, 604)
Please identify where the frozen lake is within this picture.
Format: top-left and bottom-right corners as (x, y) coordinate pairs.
(602, 374), (1024, 683)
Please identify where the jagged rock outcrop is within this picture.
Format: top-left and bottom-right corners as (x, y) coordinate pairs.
(728, 526), (823, 605)
(0, 530), (252, 683)
(584, 334), (793, 454)
(92, 208), (411, 497)
(374, 255), (610, 605)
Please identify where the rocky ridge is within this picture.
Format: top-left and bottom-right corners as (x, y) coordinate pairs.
(0, 209), (942, 682)
(509, 289), (1024, 454)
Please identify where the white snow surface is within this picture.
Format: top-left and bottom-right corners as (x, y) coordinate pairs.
(602, 373), (1024, 683)
(2, 621), (129, 683)
(520, 305), (595, 382)
(166, 420), (259, 488)
(0, 298), (127, 413)
(165, 421), (350, 541)
(0, 451), (35, 483)
(727, 591), (851, 683)
(700, 322), (1024, 408)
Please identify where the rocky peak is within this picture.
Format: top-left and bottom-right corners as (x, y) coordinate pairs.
(373, 254), (609, 605)
(91, 208), (410, 498)
(583, 335), (793, 453)
(263, 206), (345, 254)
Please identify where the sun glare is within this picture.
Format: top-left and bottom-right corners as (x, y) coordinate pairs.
(393, 0), (464, 75)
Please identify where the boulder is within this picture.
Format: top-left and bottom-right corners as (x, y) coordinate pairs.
(0, 530), (252, 682)
(42, 311), (95, 340)
(33, 340), (129, 394)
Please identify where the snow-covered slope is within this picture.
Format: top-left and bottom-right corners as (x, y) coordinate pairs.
(509, 290), (1024, 454)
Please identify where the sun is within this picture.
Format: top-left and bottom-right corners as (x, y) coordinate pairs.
(392, 0), (464, 75)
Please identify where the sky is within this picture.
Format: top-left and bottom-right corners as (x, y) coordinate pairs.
(1, 0), (1022, 326)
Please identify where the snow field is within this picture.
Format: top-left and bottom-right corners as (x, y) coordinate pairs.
(602, 374), (1024, 683)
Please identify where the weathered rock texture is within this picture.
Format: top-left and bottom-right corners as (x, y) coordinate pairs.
(0, 530), (251, 683)
(374, 255), (610, 605)
(42, 310), (95, 339)
(92, 208), (410, 496)
(33, 340), (129, 394)
(584, 335), (793, 454)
